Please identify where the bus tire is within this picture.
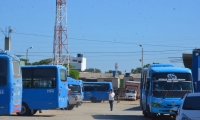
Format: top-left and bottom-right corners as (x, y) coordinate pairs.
(90, 97), (96, 103)
(151, 113), (157, 119)
(30, 110), (37, 115)
(16, 103), (31, 116)
(68, 105), (74, 110)
(143, 110), (148, 118)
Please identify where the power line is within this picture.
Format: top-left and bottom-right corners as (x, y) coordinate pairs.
(11, 31), (196, 48)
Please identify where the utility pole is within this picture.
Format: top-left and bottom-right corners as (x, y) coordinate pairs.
(139, 44), (144, 68)
(53, 0), (69, 75)
(1, 27), (13, 51)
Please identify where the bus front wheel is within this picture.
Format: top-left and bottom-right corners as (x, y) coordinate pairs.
(90, 97), (96, 103)
(16, 103), (31, 116)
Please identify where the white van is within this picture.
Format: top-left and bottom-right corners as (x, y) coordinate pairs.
(125, 88), (137, 101)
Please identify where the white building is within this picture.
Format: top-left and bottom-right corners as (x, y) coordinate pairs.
(65, 54), (86, 71)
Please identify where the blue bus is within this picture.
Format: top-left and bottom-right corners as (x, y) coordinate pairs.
(64, 77), (83, 110)
(83, 82), (113, 103)
(17, 65), (68, 116)
(140, 64), (193, 118)
(77, 80), (84, 101)
(0, 50), (22, 115)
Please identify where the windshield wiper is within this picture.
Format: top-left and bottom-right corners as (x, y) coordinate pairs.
(163, 90), (170, 99)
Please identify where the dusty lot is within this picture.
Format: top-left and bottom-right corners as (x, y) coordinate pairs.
(0, 100), (174, 120)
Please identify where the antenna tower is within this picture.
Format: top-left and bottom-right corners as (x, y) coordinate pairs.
(53, 0), (68, 67)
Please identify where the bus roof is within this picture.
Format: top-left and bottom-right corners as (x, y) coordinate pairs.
(150, 67), (191, 73)
(0, 50), (20, 61)
(83, 82), (112, 84)
(21, 65), (66, 69)
(149, 64), (174, 68)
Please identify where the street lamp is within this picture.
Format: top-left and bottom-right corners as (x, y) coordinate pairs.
(26, 46), (33, 64)
(139, 44), (143, 68)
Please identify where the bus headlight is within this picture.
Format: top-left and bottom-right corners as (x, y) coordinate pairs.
(151, 102), (162, 108)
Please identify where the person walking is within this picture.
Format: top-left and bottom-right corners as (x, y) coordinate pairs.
(115, 92), (120, 103)
(109, 89), (115, 111)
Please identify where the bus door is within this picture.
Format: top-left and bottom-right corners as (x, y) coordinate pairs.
(0, 58), (9, 115)
(142, 71), (149, 111)
(57, 68), (68, 108)
(10, 60), (22, 113)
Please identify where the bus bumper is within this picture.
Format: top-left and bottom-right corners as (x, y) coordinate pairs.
(150, 106), (175, 115)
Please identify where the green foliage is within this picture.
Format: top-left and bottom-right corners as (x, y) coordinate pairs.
(84, 68), (101, 73)
(105, 70), (122, 75)
(131, 63), (159, 74)
(143, 64), (151, 68)
(32, 58), (52, 65)
(131, 67), (142, 74)
(63, 64), (75, 69)
(69, 70), (80, 80)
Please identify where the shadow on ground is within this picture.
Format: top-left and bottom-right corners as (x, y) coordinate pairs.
(92, 115), (144, 120)
(124, 106), (141, 111)
(5, 114), (56, 117)
(92, 114), (175, 120)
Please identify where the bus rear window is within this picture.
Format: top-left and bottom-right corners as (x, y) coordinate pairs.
(12, 60), (21, 78)
(0, 58), (7, 86)
(60, 69), (67, 82)
(33, 68), (56, 88)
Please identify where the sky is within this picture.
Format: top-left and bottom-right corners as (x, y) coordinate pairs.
(0, 0), (200, 73)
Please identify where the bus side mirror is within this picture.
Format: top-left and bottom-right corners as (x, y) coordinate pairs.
(194, 82), (197, 90)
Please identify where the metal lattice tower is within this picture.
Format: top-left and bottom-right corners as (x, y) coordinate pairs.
(53, 0), (68, 67)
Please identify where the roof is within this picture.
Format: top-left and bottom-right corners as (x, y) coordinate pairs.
(79, 72), (141, 79)
(21, 65), (65, 68)
(182, 53), (192, 69)
(150, 67), (191, 73)
(79, 72), (124, 79)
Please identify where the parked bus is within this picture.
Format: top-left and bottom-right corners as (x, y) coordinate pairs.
(0, 50), (22, 115)
(77, 80), (84, 101)
(83, 82), (113, 103)
(140, 64), (193, 119)
(64, 77), (83, 110)
(17, 65), (68, 116)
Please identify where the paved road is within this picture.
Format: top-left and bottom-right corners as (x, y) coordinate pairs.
(0, 100), (175, 120)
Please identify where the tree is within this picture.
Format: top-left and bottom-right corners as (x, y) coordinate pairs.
(63, 64), (80, 79)
(131, 67), (142, 73)
(32, 58), (52, 65)
(131, 63), (159, 74)
(69, 70), (80, 80)
(105, 70), (122, 75)
(84, 68), (101, 73)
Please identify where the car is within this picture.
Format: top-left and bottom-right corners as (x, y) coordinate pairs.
(171, 92), (200, 120)
(125, 88), (137, 101)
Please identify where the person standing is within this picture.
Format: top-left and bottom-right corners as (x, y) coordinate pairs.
(115, 92), (119, 103)
(109, 89), (115, 111)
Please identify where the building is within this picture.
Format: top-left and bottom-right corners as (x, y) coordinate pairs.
(64, 54), (86, 71)
(79, 72), (124, 90)
(123, 73), (141, 88)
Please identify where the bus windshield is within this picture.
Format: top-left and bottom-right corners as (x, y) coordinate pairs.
(152, 73), (192, 98)
(68, 84), (81, 93)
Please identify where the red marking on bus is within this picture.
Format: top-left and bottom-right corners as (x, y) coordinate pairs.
(12, 110), (20, 113)
(14, 104), (20, 108)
